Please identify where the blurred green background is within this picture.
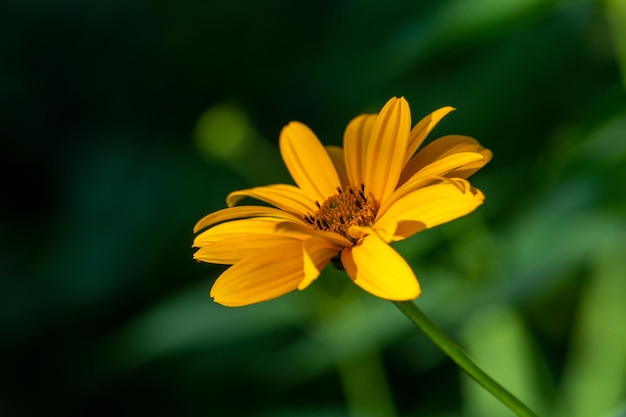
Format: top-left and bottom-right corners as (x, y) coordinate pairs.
(2, 0), (626, 416)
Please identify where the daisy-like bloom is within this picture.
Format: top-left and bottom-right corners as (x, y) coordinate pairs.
(193, 97), (491, 307)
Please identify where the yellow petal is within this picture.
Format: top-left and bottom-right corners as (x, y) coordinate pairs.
(347, 224), (375, 240)
(387, 220), (427, 241)
(340, 234), (421, 300)
(194, 217), (284, 246)
(227, 184), (317, 216)
(194, 206), (302, 233)
(444, 148), (493, 179)
(210, 241), (312, 307)
(376, 178), (484, 239)
(404, 106), (455, 165)
(408, 152), (486, 180)
(445, 165), (489, 180)
(194, 235), (298, 264)
(343, 114), (377, 187)
(299, 238), (341, 290)
(274, 221), (352, 248)
(280, 121), (340, 203)
(325, 145), (350, 189)
(351, 221), (426, 243)
(364, 97), (411, 204)
(400, 135), (492, 184)
(381, 152), (486, 215)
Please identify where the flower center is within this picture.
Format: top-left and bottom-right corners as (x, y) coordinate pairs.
(304, 185), (377, 241)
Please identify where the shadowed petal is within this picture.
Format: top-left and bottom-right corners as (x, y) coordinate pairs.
(354, 221), (426, 243)
(343, 114), (377, 187)
(210, 241), (313, 307)
(390, 221), (427, 241)
(227, 184), (317, 216)
(364, 97), (411, 204)
(400, 135), (492, 184)
(275, 221), (352, 248)
(404, 106), (455, 165)
(341, 234), (421, 300)
(299, 238), (342, 290)
(280, 122), (340, 203)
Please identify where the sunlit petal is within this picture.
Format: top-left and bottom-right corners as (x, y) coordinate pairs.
(210, 241), (311, 307)
(341, 234), (421, 300)
(194, 235), (299, 264)
(344, 114), (377, 187)
(194, 217), (287, 247)
(325, 145), (350, 189)
(400, 135), (492, 184)
(407, 152), (486, 180)
(227, 184), (317, 216)
(347, 224), (375, 240)
(280, 121), (340, 202)
(382, 153), (486, 215)
(376, 178), (484, 240)
(194, 206), (303, 233)
(445, 160), (492, 179)
(364, 97), (411, 204)
(404, 106), (455, 165)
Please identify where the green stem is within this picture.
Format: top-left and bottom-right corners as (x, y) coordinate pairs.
(393, 301), (539, 417)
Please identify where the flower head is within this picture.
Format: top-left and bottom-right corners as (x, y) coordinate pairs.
(193, 97), (491, 306)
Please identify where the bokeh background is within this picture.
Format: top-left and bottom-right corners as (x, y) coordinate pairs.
(2, 0), (626, 416)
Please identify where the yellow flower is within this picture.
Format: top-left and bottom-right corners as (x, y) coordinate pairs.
(193, 97), (492, 306)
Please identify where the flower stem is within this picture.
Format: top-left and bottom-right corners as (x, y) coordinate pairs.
(393, 301), (539, 417)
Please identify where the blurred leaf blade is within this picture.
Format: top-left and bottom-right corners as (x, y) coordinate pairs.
(555, 243), (626, 417)
(605, 0), (626, 89)
(460, 306), (547, 417)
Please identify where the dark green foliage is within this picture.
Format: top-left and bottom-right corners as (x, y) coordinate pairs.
(2, 1), (625, 416)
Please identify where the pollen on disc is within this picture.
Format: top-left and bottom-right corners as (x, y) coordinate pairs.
(306, 185), (377, 241)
